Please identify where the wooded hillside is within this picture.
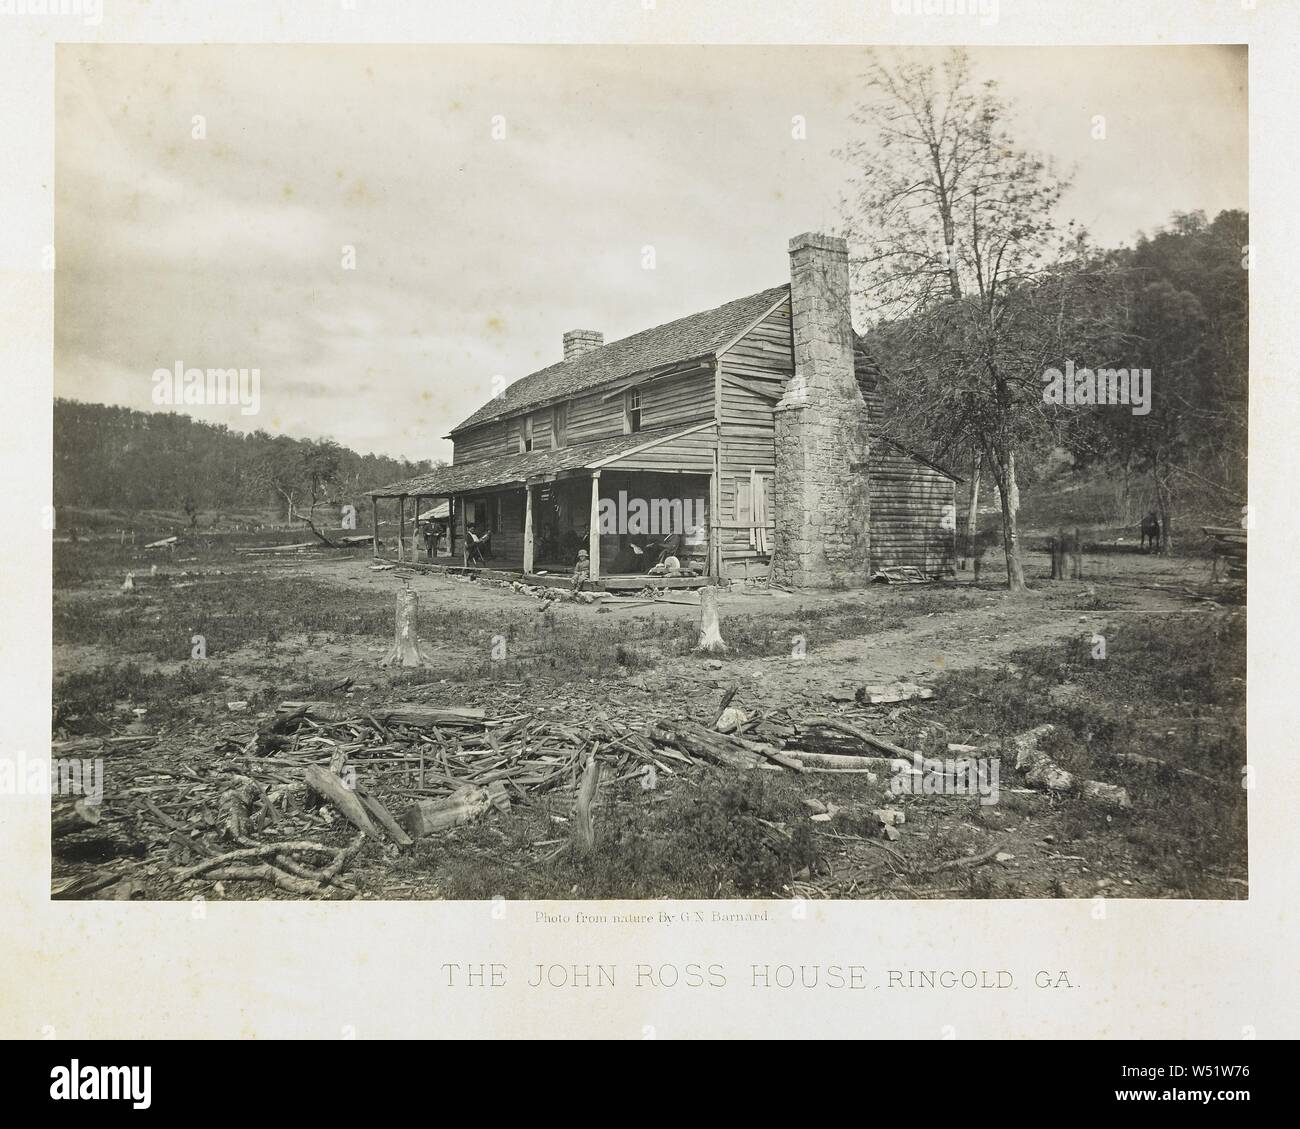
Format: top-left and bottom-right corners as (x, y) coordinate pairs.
(54, 400), (437, 521)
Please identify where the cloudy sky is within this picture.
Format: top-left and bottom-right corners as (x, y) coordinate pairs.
(55, 44), (1246, 463)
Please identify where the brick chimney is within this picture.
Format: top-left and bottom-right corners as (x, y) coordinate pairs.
(769, 232), (872, 588)
(563, 329), (603, 362)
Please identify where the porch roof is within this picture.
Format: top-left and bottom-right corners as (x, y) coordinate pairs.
(369, 425), (703, 498)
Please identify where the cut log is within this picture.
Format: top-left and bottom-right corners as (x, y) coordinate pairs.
(732, 738), (804, 772)
(355, 787), (414, 847)
(303, 764), (384, 841)
(379, 587), (428, 667)
(649, 720), (761, 771)
(774, 748), (907, 774)
(277, 702), (485, 727)
(694, 585), (727, 653)
(857, 682), (933, 705)
(794, 719), (919, 761)
(1008, 725), (1131, 809)
(402, 785), (492, 837)
(51, 797), (102, 838)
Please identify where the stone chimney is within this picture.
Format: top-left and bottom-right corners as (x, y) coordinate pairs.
(769, 232), (872, 588)
(563, 329), (603, 362)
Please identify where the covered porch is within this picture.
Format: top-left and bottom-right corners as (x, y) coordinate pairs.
(367, 425), (721, 589)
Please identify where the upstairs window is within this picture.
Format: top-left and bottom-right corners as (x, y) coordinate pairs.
(625, 388), (643, 434)
(552, 403), (567, 449)
(520, 413), (534, 453)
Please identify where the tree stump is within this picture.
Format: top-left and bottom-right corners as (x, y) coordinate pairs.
(574, 750), (602, 851)
(379, 587), (428, 667)
(695, 585), (727, 653)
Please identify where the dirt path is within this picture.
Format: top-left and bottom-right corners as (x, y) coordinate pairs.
(688, 585), (1194, 710)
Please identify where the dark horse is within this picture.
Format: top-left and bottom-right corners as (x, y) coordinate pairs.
(1140, 512), (1162, 553)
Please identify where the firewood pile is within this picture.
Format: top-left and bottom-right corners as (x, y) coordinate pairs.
(56, 681), (1109, 900)
(52, 698), (703, 900)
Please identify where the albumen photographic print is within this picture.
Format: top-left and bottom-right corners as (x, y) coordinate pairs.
(3, 0), (1296, 1056)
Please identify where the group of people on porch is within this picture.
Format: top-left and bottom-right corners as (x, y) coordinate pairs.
(415, 513), (695, 575)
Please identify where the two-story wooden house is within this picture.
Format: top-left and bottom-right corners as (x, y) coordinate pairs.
(371, 232), (958, 589)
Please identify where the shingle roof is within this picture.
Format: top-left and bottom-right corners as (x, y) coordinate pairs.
(448, 284), (790, 436)
(370, 425), (697, 497)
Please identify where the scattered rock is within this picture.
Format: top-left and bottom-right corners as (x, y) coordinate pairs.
(714, 706), (749, 734)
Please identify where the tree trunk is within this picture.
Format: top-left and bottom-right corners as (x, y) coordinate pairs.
(963, 454), (981, 569)
(695, 586), (727, 652)
(1154, 463), (1174, 553)
(379, 587), (428, 667)
(989, 445), (1026, 591)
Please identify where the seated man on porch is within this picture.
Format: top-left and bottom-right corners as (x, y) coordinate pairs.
(649, 531), (683, 571)
(647, 553), (683, 578)
(466, 525), (492, 564)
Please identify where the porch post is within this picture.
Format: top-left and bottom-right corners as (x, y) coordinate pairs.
(397, 496), (406, 562)
(371, 496), (379, 558)
(447, 496), (455, 562)
(589, 470), (601, 581)
(462, 497), (469, 568)
(523, 483), (535, 575)
(709, 462), (721, 579)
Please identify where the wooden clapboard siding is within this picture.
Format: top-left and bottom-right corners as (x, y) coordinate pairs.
(715, 296), (790, 575)
(501, 412), (554, 455)
(531, 410), (554, 451)
(453, 419), (511, 464)
(566, 388), (623, 443)
(472, 368), (716, 456)
(869, 445), (957, 573)
(601, 428), (717, 473)
(640, 370), (715, 430)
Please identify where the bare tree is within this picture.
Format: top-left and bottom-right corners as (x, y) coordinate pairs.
(841, 48), (1079, 590)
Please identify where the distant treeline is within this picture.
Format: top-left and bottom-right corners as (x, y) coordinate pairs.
(54, 400), (435, 519)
